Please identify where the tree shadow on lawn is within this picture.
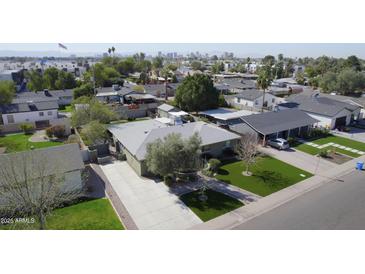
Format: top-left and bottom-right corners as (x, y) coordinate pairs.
(253, 169), (289, 188)
(181, 189), (242, 212)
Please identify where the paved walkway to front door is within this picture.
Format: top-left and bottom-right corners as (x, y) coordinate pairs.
(99, 161), (202, 229)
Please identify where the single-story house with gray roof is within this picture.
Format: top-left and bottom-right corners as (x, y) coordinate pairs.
(279, 94), (362, 129)
(108, 119), (240, 176)
(230, 109), (319, 144)
(0, 144), (85, 202)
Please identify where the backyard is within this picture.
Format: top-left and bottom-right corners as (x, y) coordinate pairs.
(0, 198), (124, 230)
(216, 156), (313, 197)
(180, 189), (243, 222)
(293, 135), (365, 158)
(0, 133), (63, 153)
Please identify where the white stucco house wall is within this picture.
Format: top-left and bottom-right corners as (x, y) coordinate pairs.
(0, 98), (59, 127)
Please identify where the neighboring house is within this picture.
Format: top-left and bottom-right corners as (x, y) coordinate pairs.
(157, 103), (180, 117)
(315, 93), (365, 119)
(108, 119), (240, 176)
(198, 108), (258, 127)
(228, 89), (281, 111)
(96, 86), (135, 104)
(16, 89), (73, 106)
(230, 109), (319, 144)
(157, 103), (188, 125)
(0, 96), (59, 128)
(143, 83), (180, 98)
(216, 78), (257, 93)
(279, 94), (362, 129)
(0, 144), (85, 196)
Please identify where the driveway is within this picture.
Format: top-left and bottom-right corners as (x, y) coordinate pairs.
(332, 127), (365, 143)
(99, 161), (202, 229)
(259, 146), (337, 175)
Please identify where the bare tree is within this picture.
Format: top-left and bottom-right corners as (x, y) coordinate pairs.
(0, 150), (84, 229)
(236, 134), (259, 176)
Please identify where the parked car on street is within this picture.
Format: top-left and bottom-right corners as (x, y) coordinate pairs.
(267, 138), (289, 150)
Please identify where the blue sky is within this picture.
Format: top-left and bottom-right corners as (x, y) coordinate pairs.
(1, 43), (365, 58)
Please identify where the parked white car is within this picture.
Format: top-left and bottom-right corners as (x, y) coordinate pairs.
(267, 138), (289, 150)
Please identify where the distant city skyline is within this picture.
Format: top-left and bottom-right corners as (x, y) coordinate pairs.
(1, 43), (365, 58)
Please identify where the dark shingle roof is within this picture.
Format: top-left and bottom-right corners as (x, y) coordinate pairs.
(0, 144), (84, 181)
(0, 100), (59, 114)
(235, 89), (263, 101)
(240, 109), (319, 135)
(281, 94), (360, 117)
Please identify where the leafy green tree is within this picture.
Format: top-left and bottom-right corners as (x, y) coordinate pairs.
(26, 69), (44, 91)
(345, 55), (362, 72)
(43, 67), (59, 90)
(257, 66), (273, 112)
(73, 83), (94, 99)
(56, 70), (77, 89)
(116, 57), (136, 75)
(0, 81), (16, 104)
(295, 72), (306, 85)
(284, 58), (294, 77)
(262, 55), (276, 66)
(336, 68), (365, 94)
(71, 99), (116, 127)
(319, 72), (338, 92)
(81, 121), (107, 145)
(175, 74), (219, 112)
(145, 132), (202, 178)
(152, 56), (164, 70)
(212, 62), (224, 74)
(191, 61), (203, 71)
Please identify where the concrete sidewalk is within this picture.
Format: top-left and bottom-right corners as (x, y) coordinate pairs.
(190, 155), (365, 230)
(170, 176), (261, 204)
(259, 146), (336, 174)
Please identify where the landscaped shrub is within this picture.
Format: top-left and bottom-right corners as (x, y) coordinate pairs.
(52, 125), (66, 138)
(46, 125), (66, 138)
(287, 137), (297, 146)
(66, 134), (81, 145)
(208, 158), (221, 172)
(164, 174), (175, 187)
(20, 123), (34, 135)
(319, 150), (329, 158)
(45, 127), (53, 138)
(309, 128), (330, 138)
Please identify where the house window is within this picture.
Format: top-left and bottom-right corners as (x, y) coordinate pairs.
(225, 140), (231, 147)
(7, 115), (14, 124)
(237, 98), (241, 103)
(255, 100), (259, 105)
(272, 98), (275, 103)
(202, 145), (211, 152)
(47, 111), (53, 116)
(39, 112), (44, 117)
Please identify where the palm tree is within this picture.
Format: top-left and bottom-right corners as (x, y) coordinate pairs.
(107, 48), (112, 56)
(111, 46), (115, 56)
(257, 66), (272, 112)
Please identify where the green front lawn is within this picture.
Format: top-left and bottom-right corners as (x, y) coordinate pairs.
(0, 198), (124, 230)
(294, 135), (365, 158)
(216, 156), (312, 197)
(59, 105), (73, 113)
(0, 133), (63, 153)
(180, 189), (243, 222)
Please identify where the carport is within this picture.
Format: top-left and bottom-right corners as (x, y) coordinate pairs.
(239, 109), (320, 145)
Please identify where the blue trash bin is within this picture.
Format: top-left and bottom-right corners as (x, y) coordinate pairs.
(356, 161), (364, 170)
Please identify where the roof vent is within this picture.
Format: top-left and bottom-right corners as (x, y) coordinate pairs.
(144, 131), (149, 134)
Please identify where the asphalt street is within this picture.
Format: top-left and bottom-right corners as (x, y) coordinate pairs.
(233, 170), (365, 230)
